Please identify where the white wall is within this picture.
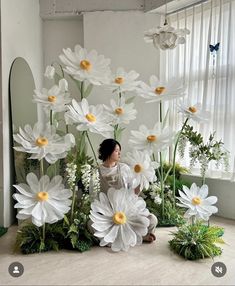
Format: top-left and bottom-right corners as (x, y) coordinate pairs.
(83, 11), (161, 155)
(0, 0), (43, 227)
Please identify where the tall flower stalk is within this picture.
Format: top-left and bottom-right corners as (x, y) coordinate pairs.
(172, 117), (189, 207)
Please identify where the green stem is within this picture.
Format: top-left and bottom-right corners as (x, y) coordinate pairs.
(86, 132), (98, 166)
(66, 124), (69, 134)
(50, 110), (53, 126)
(70, 186), (77, 223)
(172, 117), (189, 208)
(114, 124), (119, 140)
(159, 100), (165, 219)
(192, 216), (195, 225)
(52, 61), (64, 78)
(40, 159), (44, 177)
(81, 81), (84, 100)
(159, 101), (163, 123)
(160, 152), (164, 219)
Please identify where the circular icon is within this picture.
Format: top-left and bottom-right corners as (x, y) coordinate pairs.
(8, 262), (24, 277)
(211, 262), (227, 278)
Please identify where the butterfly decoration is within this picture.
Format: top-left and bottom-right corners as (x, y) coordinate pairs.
(209, 42), (220, 78)
(209, 42), (220, 53)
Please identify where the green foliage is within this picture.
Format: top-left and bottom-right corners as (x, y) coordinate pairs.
(62, 196), (97, 252)
(15, 222), (64, 254)
(146, 198), (185, 227)
(180, 124), (229, 179)
(0, 226), (8, 237)
(169, 222), (224, 260)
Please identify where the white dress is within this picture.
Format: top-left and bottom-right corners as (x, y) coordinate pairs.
(98, 162), (133, 194)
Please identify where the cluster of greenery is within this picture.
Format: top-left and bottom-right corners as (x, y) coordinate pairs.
(0, 226), (8, 237)
(169, 221), (224, 260)
(178, 124), (229, 181)
(14, 197), (97, 254)
(144, 162), (190, 227)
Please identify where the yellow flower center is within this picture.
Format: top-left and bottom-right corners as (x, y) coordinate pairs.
(37, 191), (49, 202)
(134, 164), (142, 173)
(48, 95), (57, 103)
(115, 77), (124, 84)
(155, 86), (166, 95)
(192, 196), (201, 205)
(80, 60), (92, 71)
(36, 137), (48, 147)
(188, 106), (197, 113)
(113, 212), (126, 225)
(147, 135), (157, 142)
(85, 113), (96, 122)
(115, 107), (124, 115)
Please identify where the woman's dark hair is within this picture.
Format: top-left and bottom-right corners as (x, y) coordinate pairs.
(98, 139), (121, 161)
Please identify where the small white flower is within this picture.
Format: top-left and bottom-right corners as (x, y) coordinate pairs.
(136, 75), (185, 103)
(154, 195), (162, 205)
(13, 123), (75, 164)
(104, 97), (137, 125)
(66, 162), (77, 189)
(81, 164), (92, 191)
(177, 100), (210, 123)
(33, 79), (71, 113)
(124, 150), (158, 191)
(106, 67), (140, 93)
(59, 45), (111, 85)
(177, 183), (218, 221)
(13, 173), (72, 227)
(65, 98), (113, 137)
(90, 188), (150, 252)
(129, 123), (175, 155)
(89, 168), (100, 200)
(44, 65), (55, 79)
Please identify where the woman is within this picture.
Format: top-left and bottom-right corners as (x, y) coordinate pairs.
(97, 138), (157, 243)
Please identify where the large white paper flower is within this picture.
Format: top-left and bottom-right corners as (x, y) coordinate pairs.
(144, 24), (190, 50)
(59, 45), (111, 85)
(129, 123), (175, 155)
(13, 123), (75, 164)
(104, 97), (137, 125)
(65, 98), (113, 137)
(33, 79), (71, 113)
(137, 75), (185, 103)
(124, 150), (158, 191)
(177, 183), (218, 221)
(177, 100), (210, 123)
(90, 188), (150, 252)
(13, 173), (72, 227)
(107, 67), (140, 93)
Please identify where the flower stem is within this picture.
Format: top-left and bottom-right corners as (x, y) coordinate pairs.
(86, 132), (98, 166)
(40, 159), (44, 177)
(70, 186), (77, 223)
(52, 61), (64, 78)
(50, 110), (53, 126)
(159, 101), (165, 220)
(172, 117), (189, 208)
(81, 81), (84, 100)
(66, 124), (69, 134)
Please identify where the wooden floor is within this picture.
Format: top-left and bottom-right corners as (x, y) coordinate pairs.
(0, 216), (235, 285)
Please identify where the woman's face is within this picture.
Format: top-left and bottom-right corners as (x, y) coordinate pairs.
(109, 144), (121, 162)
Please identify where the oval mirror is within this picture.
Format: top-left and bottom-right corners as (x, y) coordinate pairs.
(9, 57), (37, 132)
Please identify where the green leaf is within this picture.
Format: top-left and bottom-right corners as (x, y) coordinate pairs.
(125, 96), (135, 104)
(46, 161), (60, 178)
(84, 83), (93, 98)
(54, 72), (63, 85)
(63, 215), (70, 226)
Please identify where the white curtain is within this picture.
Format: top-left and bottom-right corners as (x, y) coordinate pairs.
(160, 0), (235, 180)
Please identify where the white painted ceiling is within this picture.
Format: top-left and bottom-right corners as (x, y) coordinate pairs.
(39, 0), (205, 19)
